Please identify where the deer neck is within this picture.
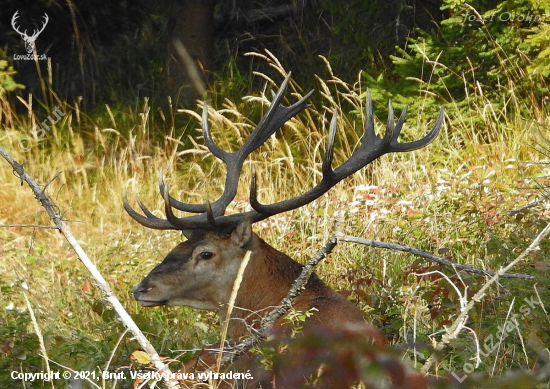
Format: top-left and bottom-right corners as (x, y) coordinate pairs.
(222, 237), (313, 339)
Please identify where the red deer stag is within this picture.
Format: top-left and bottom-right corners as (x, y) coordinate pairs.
(123, 74), (444, 386)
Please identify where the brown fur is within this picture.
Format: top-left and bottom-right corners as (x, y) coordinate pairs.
(228, 237), (366, 338)
(133, 220), (373, 388)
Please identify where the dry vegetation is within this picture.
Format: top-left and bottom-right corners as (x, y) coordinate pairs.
(1, 54), (550, 388)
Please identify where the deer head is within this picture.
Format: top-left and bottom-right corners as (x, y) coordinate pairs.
(12, 11), (49, 54)
(131, 220), (258, 312)
(124, 74), (444, 334)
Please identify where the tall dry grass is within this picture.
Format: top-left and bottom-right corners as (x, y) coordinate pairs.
(0, 51), (548, 387)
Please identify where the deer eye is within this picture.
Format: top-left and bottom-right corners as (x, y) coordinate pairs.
(198, 251), (214, 260)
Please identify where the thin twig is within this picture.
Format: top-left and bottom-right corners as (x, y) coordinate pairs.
(0, 224), (60, 229)
(0, 146), (181, 389)
(24, 292), (54, 389)
(339, 235), (534, 280)
(509, 200), (543, 216)
(217, 222), (342, 369)
(48, 359), (101, 389)
(420, 220), (550, 374)
(215, 251), (252, 380)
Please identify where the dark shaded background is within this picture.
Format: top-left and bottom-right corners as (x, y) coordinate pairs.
(0, 0), (445, 108)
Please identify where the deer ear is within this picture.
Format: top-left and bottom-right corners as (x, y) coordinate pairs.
(231, 218), (252, 248)
(181, 230), (194, 239)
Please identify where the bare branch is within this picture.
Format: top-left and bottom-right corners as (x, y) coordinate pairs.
(0, 224), (60, 229)
(217, 222), (343, 369)
(509, 199), (543, 216)
(339, 235), (534, 280)
(420, 220), (550, 374)
(0, 146), (181, 389)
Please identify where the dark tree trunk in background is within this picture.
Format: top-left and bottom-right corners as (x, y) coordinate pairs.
(0, 0), (448, 107)
(165, 0), (215, 106)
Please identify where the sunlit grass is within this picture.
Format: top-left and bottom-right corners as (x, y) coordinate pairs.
(1, 54), (549, 388)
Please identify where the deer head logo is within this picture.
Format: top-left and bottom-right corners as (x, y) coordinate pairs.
(11, 11), (49, 54)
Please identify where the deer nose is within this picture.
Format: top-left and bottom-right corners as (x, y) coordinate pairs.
(133, 284), (154, 294)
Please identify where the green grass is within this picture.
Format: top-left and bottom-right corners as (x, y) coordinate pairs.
(1, 55), (549, 388)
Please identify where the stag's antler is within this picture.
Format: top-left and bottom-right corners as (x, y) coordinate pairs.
(123, 74), (444, 230)
(250, 92), (444, 215)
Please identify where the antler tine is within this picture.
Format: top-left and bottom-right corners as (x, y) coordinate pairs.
(161, 179), (224, 229)
(159, 171), (204, 214)
(136, 197), (157, 218)
(162, 181), (188, 229)
(164, 73), (314, 220)
(362, 90), (378, 145)
(125, 182), (244, 230)
(202, 102), (228, 161)
(321, 109), (338, 177)
(249, 108), (339, 217)
(390, 105), (444, 152)
(122, 169), (218, 230)
(383, 99), (395, 143)
(240, 75), (314, 155)
(123, 187), (175, 230)
(392, 104), (408, 144)
(206, 200), (216, 225)
(249, 165), (261, 212)
(249, 91), (444, 218)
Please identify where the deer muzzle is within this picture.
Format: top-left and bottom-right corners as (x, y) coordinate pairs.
(132, 282), (167, 307)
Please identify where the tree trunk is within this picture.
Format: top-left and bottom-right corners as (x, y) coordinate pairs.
(165, 0), (215, 105)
